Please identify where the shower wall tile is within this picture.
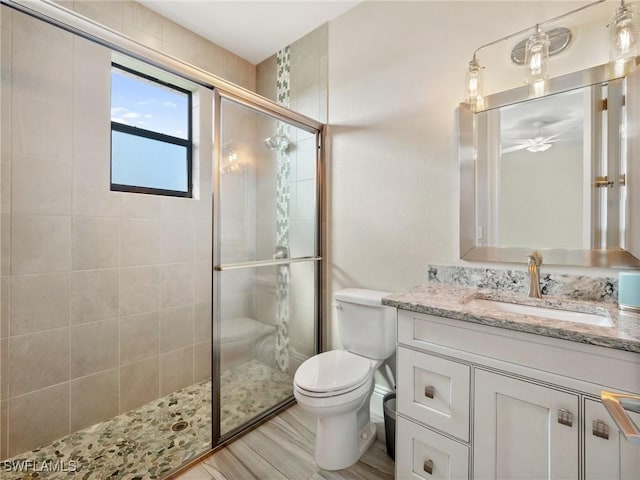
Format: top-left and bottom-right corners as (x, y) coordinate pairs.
(72, 217), (119, 270)
(160, 263), (194, 309)
(1, 276), (9, 339)
(72, 36), (110, 165)
(194, 261), (212, 303)
(120, 311), (159, 366)
(12, 94), (72, 161)
(119, 265), (161, 316)
(289, 299), (315, 358)
(11, 214), (71, 274)
(1, 400), (7, 460)
(294, 180), (315, 222)
(11, 158), (72, 215)
(7, 383), (69, 457)
(120, 193), (163, 219)
(120, 219), (162, 267)
(73, 0), (123, 32)
(161, 196), (195, 221)
(71, 269), (119, 325)
(70, 319), (118, 379)
(160, 305), (194, 353)
(194, 221), (213, 262)
(289, 220), (315, 259)
(72, 163), (120, 217)
(161, 219), (194, 264)
(9, 328), (69, 397)
(121, 1), (162, 42)
(193, 302), (212, 342)
(0, 215), (9, 276)
(194, 341), (212, 382)
(11, 12), (72, 100)
(160, 346), (194, 396)
(70, 368), (119, 432)
(0, 338), (7, 400)
(120, 356), (159, 413)
(10, 273), (70, 336)
(295, 138), (317, 181)
(0, 7), (11, 159)
(1, 160), (10, 216)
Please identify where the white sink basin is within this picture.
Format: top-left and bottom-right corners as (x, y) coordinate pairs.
(466, 298), (614, 327)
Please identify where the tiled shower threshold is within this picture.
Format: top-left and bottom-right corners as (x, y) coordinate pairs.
(1, 360), (293, 479)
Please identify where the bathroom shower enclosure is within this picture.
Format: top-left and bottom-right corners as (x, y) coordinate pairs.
(0, 1), (323, 477)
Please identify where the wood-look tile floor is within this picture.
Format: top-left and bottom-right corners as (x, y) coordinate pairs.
(173, 404), (395, 480)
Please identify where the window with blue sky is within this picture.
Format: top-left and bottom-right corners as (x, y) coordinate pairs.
(110, 65), (192, 196)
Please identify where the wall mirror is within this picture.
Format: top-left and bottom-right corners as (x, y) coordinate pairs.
(459, 61), (640, 268)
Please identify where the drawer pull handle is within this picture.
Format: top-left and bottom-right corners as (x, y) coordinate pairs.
(592, 419), (610, 440)
(424, 386), (435, 399)
(558, 408), (573, 427)
(423, 459), (434, 475)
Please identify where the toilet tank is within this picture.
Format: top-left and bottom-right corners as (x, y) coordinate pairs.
(335, 288), (397, 360)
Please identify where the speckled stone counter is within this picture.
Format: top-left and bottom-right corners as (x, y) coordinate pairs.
(383, 283), (640, 354)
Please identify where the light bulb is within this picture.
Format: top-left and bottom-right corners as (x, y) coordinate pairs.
(609, 1), (639, 62)
(525, 26), (550, 86)
(464, 57), (484, 110)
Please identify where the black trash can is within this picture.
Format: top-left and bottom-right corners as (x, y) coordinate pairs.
(383, 391), (396, 460)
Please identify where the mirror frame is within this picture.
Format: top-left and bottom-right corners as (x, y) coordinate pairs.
(459, 60), (640, 268)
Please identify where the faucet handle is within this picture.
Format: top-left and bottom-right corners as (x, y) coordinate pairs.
(527, 251), (543, 266)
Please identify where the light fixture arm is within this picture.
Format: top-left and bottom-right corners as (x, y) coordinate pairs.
(470, 0), (606, 59)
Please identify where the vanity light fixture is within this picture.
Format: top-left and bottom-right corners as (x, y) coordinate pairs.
(464, 55), (484, 110)
(462, 0), (613, 110)
(609, 0), (639, 64)
(524, 25), (551, 96)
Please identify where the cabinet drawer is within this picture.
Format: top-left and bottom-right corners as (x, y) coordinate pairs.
(396, 415), (469, 480)
(397, 346), (470, 442)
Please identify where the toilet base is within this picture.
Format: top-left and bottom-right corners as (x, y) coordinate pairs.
(315, 417), (377, 471)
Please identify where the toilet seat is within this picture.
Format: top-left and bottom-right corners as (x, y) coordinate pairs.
(294, 350), (375, 398)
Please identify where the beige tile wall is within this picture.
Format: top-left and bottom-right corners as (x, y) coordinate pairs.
(0, 6), (218, 459)
(54, 0), (256, 91)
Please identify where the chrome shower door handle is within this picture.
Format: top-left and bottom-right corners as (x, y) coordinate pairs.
(601, 391), (640, 445)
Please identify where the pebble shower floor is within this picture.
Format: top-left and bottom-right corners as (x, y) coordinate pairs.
(1, 360), (293, 479)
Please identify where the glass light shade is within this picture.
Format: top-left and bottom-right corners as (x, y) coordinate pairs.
(609, 2), (639, 62)
(525, 27), (550, 85)
(464, 58), (484, 109)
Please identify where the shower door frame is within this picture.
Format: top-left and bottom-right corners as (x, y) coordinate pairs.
(2, 0), (325, 469)
(211, 89), (324, 445)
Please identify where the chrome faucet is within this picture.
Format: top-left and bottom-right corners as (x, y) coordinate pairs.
(527, 251), (543, 298)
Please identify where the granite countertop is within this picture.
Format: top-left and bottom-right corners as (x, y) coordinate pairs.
(383, 283), (640, 354)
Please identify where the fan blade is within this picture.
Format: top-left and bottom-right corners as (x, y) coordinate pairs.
(501, 144), (530, 154)
(542, 125), (579, 142)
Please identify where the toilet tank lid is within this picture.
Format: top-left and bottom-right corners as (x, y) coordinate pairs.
(334, 288), (391, 307)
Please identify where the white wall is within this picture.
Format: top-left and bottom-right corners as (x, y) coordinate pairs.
(326, 1), (618, 350)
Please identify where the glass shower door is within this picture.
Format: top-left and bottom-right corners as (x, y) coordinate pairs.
(214, 94), (321, 438)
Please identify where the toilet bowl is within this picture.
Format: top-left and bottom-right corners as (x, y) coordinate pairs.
(293, 289), (396, 471)
(294, 350), (380, 470)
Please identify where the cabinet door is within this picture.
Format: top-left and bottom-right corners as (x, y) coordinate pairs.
(396, 415), (470, 480)
(584, 398), (640, 480)
(474, 369), (579, 480)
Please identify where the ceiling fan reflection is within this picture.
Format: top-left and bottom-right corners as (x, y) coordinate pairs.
(501, 121), (575, 155)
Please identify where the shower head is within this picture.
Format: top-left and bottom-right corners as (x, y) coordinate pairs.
(263, 134), (289, 151)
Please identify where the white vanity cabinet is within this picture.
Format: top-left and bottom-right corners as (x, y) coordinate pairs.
(474, 369), (579, 479)
(395, 309), (640, 480)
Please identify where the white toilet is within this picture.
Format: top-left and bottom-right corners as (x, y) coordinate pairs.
(293, 288), (396, 470)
